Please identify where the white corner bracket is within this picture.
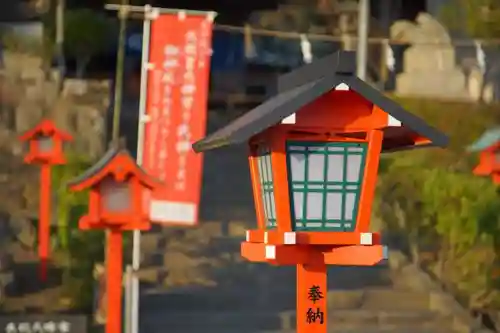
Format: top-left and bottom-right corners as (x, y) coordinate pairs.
(283, 232), (296, 245)
(139, 114), (151, 123)
(335, 83), (349, 91)
(178, 10), (186, 21)
(146, 6), (159, 20)
(245, 230), (251, 242)
(281, 113), (296, 124)
(360, 232), (373, 245)
(206, 11), (217, 22)
(265, 245), (276, 260)
(387, 115), (402, 127)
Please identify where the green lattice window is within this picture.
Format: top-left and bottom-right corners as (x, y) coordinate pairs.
(286, 141), (367, 232)
(257, 147), (276, 228)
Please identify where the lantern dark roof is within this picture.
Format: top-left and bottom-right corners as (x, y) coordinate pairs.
(277, 50), (356, 92)
(19, 119), (73, 142)
(193, 51), (449, 153)
(467, 127), (500, 152)
(67, 144), (153, 187)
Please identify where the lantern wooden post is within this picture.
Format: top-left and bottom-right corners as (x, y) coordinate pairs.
(193, 51), (449, 333)
(107, 228), (123, 333)
(19, 119), (73, 281)
(68, 143), (160, 333)
(39, 164), (51, 280)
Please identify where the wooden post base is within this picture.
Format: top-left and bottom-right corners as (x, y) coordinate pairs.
(297, 254), (327, 333)
(106, 229), (123, 333)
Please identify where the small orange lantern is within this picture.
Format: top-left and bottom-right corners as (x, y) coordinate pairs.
(68, 142), (161, 333)
(19, 119), (73, 165)
(193, 51), (449, 333)
(468, 127), (500, 184)
(19, 119), (73, 281)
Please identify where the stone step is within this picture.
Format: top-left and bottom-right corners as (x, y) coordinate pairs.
(361, 289), (430, 310)
(139, 310), (451, 331)
(287, 310), (450, 328)
(140, 328), (458, 333)
(140, 232), (166, 253)
(139, 262), (393, 290)
(135, 266), (167, 284)
(139, 288), (431, 312)
(262, 328), (458, 333)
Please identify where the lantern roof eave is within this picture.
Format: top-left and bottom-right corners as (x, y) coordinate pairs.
(67, 145), (161, 191)
(467, 127), (500, 153)
(193, 51), (449, 153)
(19, 119), (73, 142)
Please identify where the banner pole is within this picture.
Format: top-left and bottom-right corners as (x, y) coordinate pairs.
(124, 265), (133, 333)
(131, 5), (153, 333)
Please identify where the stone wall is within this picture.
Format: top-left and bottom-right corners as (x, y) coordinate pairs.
(1, 51), (110, 160)
(0, 51), (111, 304)
(0, 50), (111, 217)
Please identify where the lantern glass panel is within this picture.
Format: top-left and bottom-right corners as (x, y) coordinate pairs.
(99, 176), (131, 213)
(256, 146), (276, 229)
(37, 135), (54, 153)
(286, 141), (367, 232)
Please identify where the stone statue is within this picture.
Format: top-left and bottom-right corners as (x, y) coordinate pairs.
(391, 12), (468, 99)
(392, 13), (452, 45)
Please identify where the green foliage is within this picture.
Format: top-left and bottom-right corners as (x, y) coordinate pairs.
(377, 97), (500, 308)
(421, 169), (500, 248)
(439, 0), (500, 38)
(64, 226), (105, 311)
(50, 152), (105, 311)
(52, 153), (93, 250)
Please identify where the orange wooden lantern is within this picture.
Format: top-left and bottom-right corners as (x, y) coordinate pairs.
(19, 119), (73, 282)
(68, 143), (161, 333)
(19, 119), (73, 165)
(468, 128), (500, 184)
(193, 51), (449, 333)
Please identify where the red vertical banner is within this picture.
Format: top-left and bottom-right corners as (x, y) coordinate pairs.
(142, 12), (213, 226)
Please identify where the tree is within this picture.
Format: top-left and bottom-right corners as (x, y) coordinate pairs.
(64, 9), (115, 77)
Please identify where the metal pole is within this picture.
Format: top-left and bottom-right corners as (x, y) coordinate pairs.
(107, 0), (129, 329)
(131, 6), (153, 333)
(55, 0), (65, 92)
(124, 265), (133, 333)
(111, 0), (129, 142)
(356, 0), (369, 80)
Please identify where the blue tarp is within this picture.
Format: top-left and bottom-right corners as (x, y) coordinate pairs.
(124, 29), (341, 70)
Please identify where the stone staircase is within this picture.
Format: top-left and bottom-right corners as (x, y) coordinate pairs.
(139, 288), (457, 333)
(135, 224), (490, 333)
